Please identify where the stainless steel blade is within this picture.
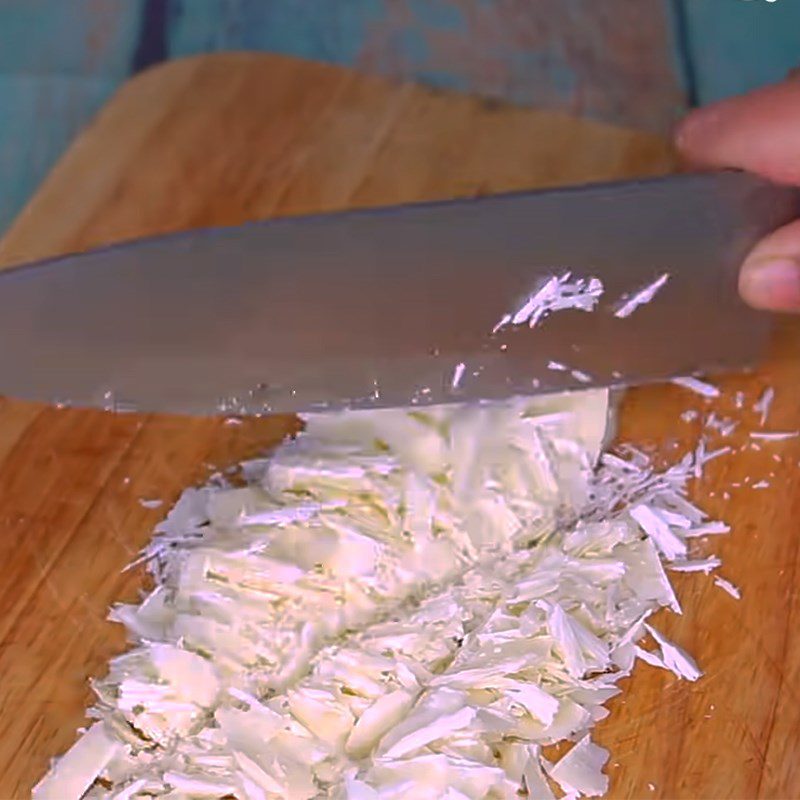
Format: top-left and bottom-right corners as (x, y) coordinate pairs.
(0, 171), (796, 415)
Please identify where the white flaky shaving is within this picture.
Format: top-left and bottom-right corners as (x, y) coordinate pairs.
(451, 362), (466, 390)
(571, 369), (593, 384)
(34, 723), (122, 800)
(137, 498), (163, 510)
(668, 556), (721, 574)
(695, 443), (731, 475)
(634, 646), (667, 670)
(629, 504), (687, 561)
(644, 624), (702, 682)
(749, 431), (798, 442)
(670, 376), (720, 398)
(753, 387), (775, 426)
(705, 412), (737, 438)
(493, 271), (603, 332)
(714, 576), (742, 600)
(36, 388), (732, 799)
(546, 735), (609, 797)
(613, 273), (670, 319)
(684, 521), (730, 538)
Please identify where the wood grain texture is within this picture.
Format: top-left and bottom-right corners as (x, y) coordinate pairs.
(0, 52), (797, 799)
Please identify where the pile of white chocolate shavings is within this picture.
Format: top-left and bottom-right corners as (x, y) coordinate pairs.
(35, 380), (774, 800)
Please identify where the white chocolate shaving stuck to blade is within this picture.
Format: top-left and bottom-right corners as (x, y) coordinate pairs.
(492, 271), (604, 332)
(613, 273), (670, 319)
(670, 376), (720, 398)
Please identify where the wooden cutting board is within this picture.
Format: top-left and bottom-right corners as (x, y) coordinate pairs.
(0, 52), (797, 800)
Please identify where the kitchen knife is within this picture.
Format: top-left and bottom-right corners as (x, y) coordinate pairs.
(0, 171), (796, 415)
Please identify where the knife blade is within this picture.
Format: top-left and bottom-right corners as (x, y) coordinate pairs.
(0, 171), (796, 415)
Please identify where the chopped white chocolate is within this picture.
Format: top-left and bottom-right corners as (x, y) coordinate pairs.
(668, 556), (722, 574)
(635, 646), (667, 670)
(546, 735), (609, 797)
(451, 362), (466, 390)
(714, 576), (742, 600)
(613, 273), (670, 319)
(493, 272), (604, 332)
(670, 377), (720, 398)
(571, 369), (593, 384)
(33, 723), (122, 800)
(137, 498), (163, 509)
(750, 431), (799, 442)
(37, 386), (736, 799)
(630, 504), (687, 561)
(705, 412), (737, 438)
(645, 624), (702, 682)
(753, 387), (775, 426)
(684, 522), (730, 538)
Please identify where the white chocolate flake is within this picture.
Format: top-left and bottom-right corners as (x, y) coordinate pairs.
(547, 360), (568, 371)
(753, 387), (775, 426)
(571, 369), (593, 384)
(670, 377), (720, 398)
(546, 735), (609, 797)
(33, 723), (122, 800)
(750, 431), (798, 442)
(138, 498), (163, 510)
(451, 362), (466, 390)
(714, 576), (742, 600)
(613, 273), (669, 319)
(668, 556), (721, 574)
(493, 272), (604, 332)
(645, 624), (702, 682)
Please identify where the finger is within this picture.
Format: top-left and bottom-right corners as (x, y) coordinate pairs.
(675, 76), (800, 185)
(739, 218), (800, 312)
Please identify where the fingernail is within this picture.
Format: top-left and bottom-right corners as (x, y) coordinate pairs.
(740, 256), (800, 312)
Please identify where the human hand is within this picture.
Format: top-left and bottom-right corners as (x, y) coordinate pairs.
(676, 76), (800, 313)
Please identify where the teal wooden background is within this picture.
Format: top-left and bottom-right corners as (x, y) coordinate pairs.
(0, 0), (796, 234)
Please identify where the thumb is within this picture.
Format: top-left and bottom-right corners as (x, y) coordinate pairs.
(739, 218), (800, 313)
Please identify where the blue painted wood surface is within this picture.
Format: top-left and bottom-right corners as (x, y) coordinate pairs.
(677, 0), (799, 103)
(0, 1), (144, 232)
(0, 0), (796, 235)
